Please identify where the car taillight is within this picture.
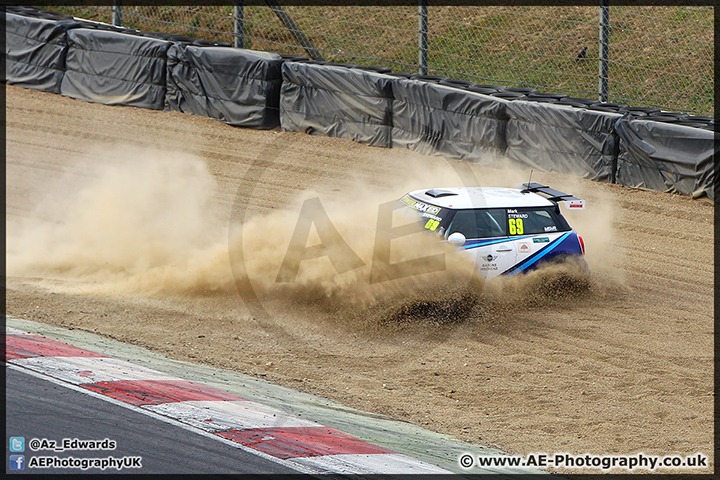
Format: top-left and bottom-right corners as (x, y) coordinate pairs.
(578, 235), (585, 255)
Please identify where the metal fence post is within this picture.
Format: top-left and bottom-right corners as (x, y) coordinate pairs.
(112, 0), (122, 27)
(265, 0), (324, 61)
(598, 1), (610, 103)
(234, 1), (244, 49)
(418, 0), (429, 75)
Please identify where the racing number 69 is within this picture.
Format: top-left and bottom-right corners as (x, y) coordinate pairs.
(508, 218), (524, 235)
(424, 219), (440, 231)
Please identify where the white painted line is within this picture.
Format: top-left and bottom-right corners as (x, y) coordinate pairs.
(6, 364), (324, 476)
(293, 452), (454, 475)
(5, 326), (28, 335)
(10, 356), (186, 385)
(144, 400), (321, 432)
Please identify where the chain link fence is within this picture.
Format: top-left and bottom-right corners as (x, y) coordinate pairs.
(51, 3), (714, 116)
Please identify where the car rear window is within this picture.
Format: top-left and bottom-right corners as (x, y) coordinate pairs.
(508, 207), (570, 235)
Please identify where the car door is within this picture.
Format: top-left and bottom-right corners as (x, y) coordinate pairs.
(446, 209), (517, 279)
(471, 237), (517, 279)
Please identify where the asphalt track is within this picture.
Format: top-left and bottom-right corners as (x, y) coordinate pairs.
(5, 367), (299, 475)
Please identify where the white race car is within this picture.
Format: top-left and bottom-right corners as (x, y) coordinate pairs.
(397, 182), (586, 279)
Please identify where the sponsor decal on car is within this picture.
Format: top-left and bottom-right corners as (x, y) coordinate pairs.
(401, 195), (441, 215)
(421, 213), (443, 222)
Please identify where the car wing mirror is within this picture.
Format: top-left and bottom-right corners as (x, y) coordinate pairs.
(448, 232), (466, 246)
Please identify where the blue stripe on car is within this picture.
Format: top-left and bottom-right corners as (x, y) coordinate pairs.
(503, 232), (580, 275)
(461, 235), (534, 249)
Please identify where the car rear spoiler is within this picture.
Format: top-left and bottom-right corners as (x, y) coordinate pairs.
(518, 182), (585, 209)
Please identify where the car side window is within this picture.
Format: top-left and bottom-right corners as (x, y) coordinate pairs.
(447, 209), (505, 239)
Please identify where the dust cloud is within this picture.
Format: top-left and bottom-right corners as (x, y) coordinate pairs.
(7, 146), (232, 294)
(7, 144), (622, 330)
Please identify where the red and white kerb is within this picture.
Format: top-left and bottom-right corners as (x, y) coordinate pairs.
(5, 328), (450, 475)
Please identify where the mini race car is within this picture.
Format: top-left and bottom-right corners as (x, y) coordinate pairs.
(397, 182), (586, 280)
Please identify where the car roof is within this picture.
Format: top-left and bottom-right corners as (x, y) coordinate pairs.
(407, 187), (556, 209)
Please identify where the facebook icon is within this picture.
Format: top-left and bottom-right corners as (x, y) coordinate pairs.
(10, 455), (25, 470)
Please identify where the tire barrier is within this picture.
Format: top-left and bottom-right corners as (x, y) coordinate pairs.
(391, 78), (507, 164)
(166, 44), (283, 129)
(280, 61), (394, 147)
(5, 12), (79, 93)
(505, 101), (621, 183)
(5, 6), (715, 201)
(61, 28), (172, 109)
(615, 116), (716, 200)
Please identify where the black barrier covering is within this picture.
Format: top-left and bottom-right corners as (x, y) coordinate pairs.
(614, 116), (716, 200)
(166, 44), (283, 129)
(5, 13), (79, 93)
(61, 28), (171, 109)
(391, 79), (508, 163)
(8, 8), (714, 202)
(505, 101), (621, 183)
(280, 62), (393, 147)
